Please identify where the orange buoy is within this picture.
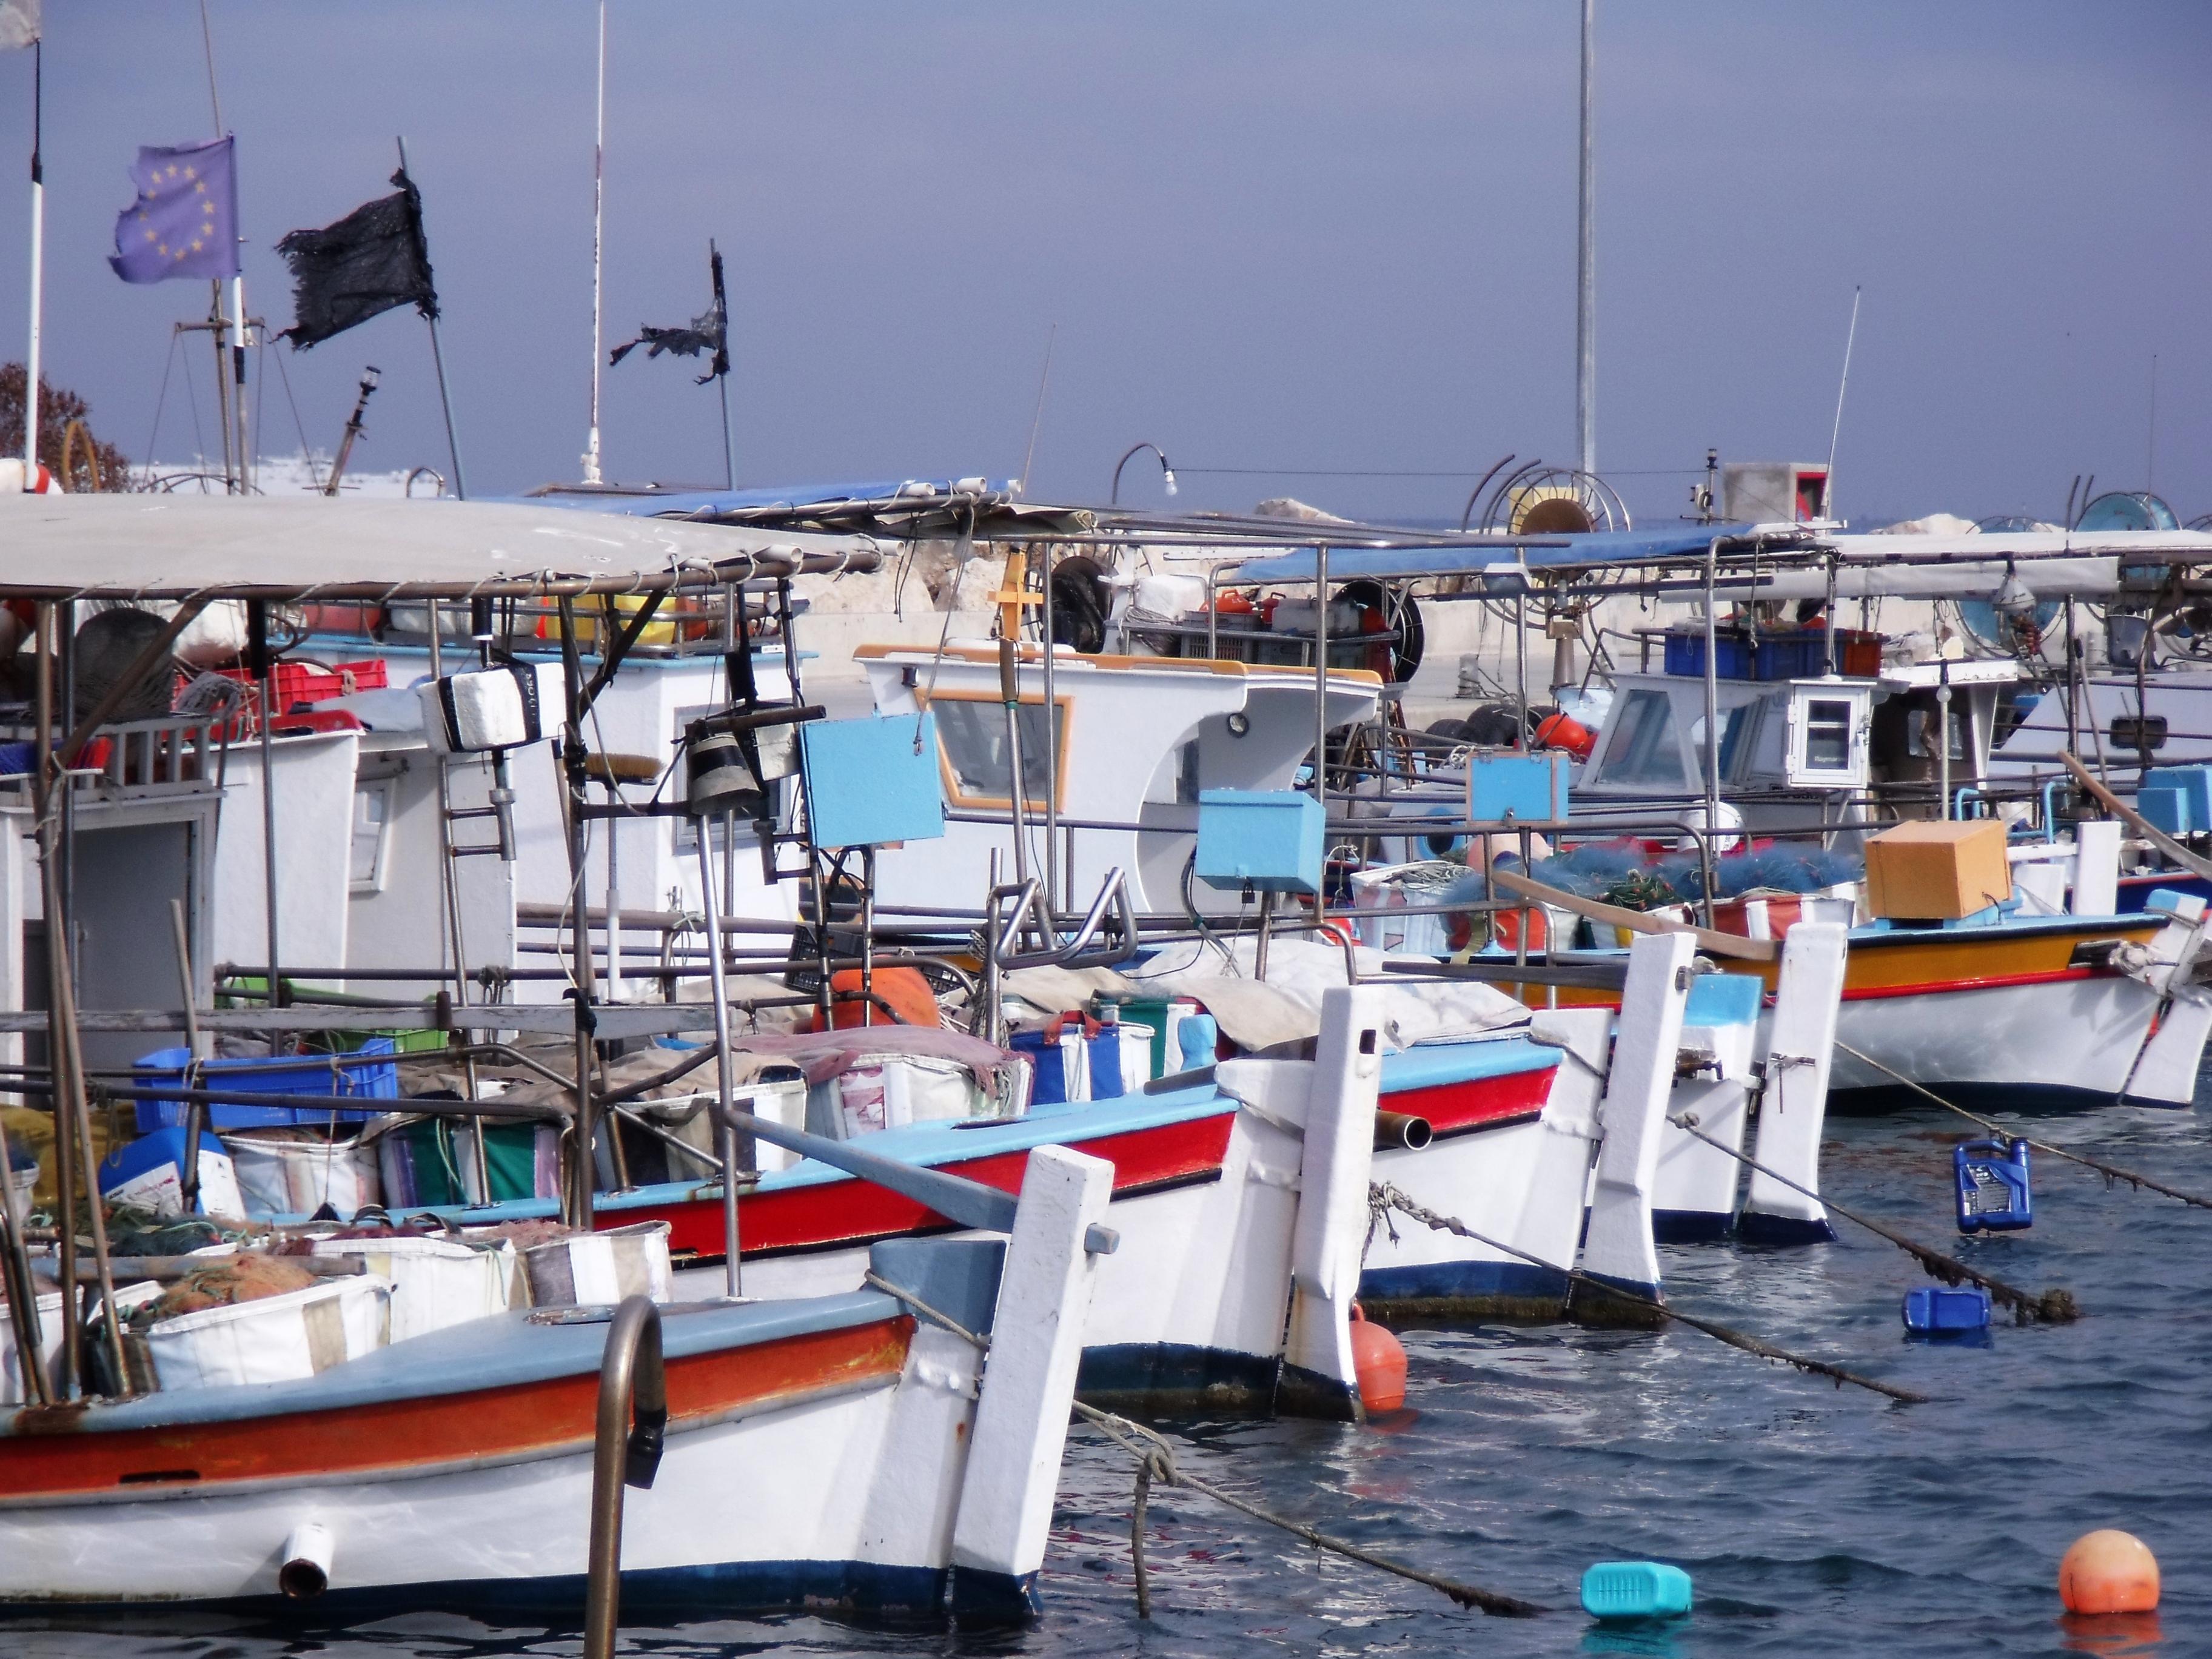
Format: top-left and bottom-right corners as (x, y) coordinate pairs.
(1349, 1304), (1407, 1413)
(1535, 710), (1595, 759)
(2059, 1530), (2160, 1614)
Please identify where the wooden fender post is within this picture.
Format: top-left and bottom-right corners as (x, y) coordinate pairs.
(1281, 985), (1387, 1421)
(1523, 1007), (1616, 1276)
(950, 1144), (1114, 1615)
(1580, 932), (1695, 1305)
(2123, 893), (2212, 1105)
(1741, 922), (1848, 1243)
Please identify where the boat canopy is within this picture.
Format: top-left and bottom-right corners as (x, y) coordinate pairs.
(0, 495), (880, 600)
(1223, 524), (1797, 585)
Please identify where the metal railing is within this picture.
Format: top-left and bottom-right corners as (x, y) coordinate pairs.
(584, 1295), (668, 1659)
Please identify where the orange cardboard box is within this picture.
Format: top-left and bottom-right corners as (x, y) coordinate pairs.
(1865, 819), (2012, 920)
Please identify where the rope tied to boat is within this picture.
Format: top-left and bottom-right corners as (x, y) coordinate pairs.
(863, 1268), (1547, 1615)
(1366, 1182), (1929, 1405)
(1665, 1110), (2079, 1325)
(1832, 1037), (2212, 1213)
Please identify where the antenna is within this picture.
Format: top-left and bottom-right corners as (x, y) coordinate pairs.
(582, 0), (607, 484)
(1823, 286), (1861, 523)
(2148, 353), (2158, 494)
(1016, 323), (1056, 499)
(1574, 0), (1596, 476)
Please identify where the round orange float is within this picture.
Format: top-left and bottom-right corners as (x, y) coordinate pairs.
(1349, 1304), (1407, 1413)
(2059, 1530), (2159, 1615)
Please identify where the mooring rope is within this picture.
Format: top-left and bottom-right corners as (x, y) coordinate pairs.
(1664, 1113), (2079, 1325)
(1833, 1038), (2212, 1212)
(866, 1269), (1547, 1615)
(1367, 1182), (1928, 1404)
(1070, 1399), (1547, 1617)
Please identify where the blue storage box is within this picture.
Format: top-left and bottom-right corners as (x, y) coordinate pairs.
(2143, 764), (2212, 832)
(1195, 789), (1324, 896)
(1753, 631), (1829, 680)
(131, 1039), (397, 1133)
(1683, 971), (1764, 1028)
(799, 713), (948, 850)
(1663, 629), (1754, 680)
(1467, 752), (1571, 825)
(1581, 1561), (1693, 1620)
(2139, 786), (2193, 837)
(1955, 1137), (2033, 1233)
(1903, 1284), (1992, 1334)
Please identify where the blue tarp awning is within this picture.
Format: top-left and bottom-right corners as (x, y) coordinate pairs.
(1227, 524), (1799, 584)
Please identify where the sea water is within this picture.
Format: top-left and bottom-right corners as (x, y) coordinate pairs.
(16, 1096), (2208, 1657)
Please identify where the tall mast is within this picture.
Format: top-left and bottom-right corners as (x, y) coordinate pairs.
(21, 37), (40, 488)
(1575, 0), (1595, 478)
(582, 0), (606, 484)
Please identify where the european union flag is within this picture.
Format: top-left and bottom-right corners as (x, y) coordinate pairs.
(109, 136), (239, 284)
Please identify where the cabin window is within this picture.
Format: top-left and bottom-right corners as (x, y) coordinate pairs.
(1802, 699), (1854, 770)
(1687, 702), (1761, 785)
(1593, 690), (1687, 788)
(927, 695), (1067, 809)
(349, 781), (392, 894)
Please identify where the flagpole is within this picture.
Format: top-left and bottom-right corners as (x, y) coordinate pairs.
(397, 136), (466, 500)
(711, 239), (733, 491)
(21, 37), (40, 489)
(582, 0), (606, 484)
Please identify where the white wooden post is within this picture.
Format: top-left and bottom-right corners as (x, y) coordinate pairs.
(2071, 820), (2122, 916)
(950, 1144), (1113, 1605)
(1524, 1006), (1614, 1272)
(1581, 931), (1694, 1296)
(1282, 985), (1385, 1416)
(2121, 892), (2212, 1105)
(1741, 922), (1848, 1242)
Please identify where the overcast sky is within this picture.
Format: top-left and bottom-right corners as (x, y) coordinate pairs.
(4, 2), (2207, 526)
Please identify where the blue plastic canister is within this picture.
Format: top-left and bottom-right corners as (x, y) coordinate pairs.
(1581, 1561), (1694, 1620)
(1954, 1138), (2033, 1233)
(1903, 1284), (1993, 1334)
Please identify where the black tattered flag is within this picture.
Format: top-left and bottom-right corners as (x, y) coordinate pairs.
(610, 244), (729, 384)
(275, 169), (439, 349)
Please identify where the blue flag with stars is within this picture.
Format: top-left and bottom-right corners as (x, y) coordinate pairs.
(110, 136), (239, 283)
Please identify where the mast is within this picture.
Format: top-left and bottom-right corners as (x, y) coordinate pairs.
(21, 38), (40, 488)
(1574, 0), (1595, 478)
(582, 0), (606, 484)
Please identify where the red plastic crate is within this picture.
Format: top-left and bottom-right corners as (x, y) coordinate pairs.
(210, 657), (387, 716)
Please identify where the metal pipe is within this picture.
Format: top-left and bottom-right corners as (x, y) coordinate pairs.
(583, 1295), (666, 1659)
(1039, 546), (1059, 913)
(695, 826), (742, 1296)
(170, 899), (204, 1215)
(1575, 0), (1596, 475)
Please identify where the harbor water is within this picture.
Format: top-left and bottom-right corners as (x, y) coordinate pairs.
(15, 1090), (2210, 1658)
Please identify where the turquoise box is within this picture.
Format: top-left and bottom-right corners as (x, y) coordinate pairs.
(799, 713), (947, 849)
(1467, 751), (1571, 824)
(1195, 789), (1325, 896)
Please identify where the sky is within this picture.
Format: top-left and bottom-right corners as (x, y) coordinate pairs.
(2, 2), (2207, 527)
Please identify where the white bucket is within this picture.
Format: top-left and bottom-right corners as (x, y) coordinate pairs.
(521, 1221), (672, 1307)
(309, 1235), (515, 1343)
(223, 1131), (382, 1219)
(144, 1273), (392, 1391)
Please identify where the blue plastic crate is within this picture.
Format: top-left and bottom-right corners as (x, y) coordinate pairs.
(1581, 1561), (1693, 1620)
(1954, 1137), (2033, 1233)
(1752, 631), (1829, 680)
(130, 1039), (397, 1133)
(1663, 629), (1754, 680)
(1467, 752), (1571, 825)
(1903, 1284), (1992, 1334)
(1195, 789), (1324, 896)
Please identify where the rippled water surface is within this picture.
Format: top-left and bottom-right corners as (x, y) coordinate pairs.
(18, 1090), (2212, 1658)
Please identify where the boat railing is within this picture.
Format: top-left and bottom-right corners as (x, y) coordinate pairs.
(583, 1294), (667, 1659)
(0, 711), (232, 802)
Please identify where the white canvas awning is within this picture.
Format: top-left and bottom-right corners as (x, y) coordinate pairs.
(0, 494), (882, 600)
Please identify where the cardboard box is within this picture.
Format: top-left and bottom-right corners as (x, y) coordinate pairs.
(1865, 819), (2012, 920)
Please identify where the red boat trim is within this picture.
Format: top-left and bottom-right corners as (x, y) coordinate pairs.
(1839, 967), (2103, 1002)
(1387, 1067), (1556, 1139)
(631, 1113), (1238, 1261)
(0, 1318), (911, 1506)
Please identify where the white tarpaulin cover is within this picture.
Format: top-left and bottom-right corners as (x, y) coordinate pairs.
(0, 495), (877, 598)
